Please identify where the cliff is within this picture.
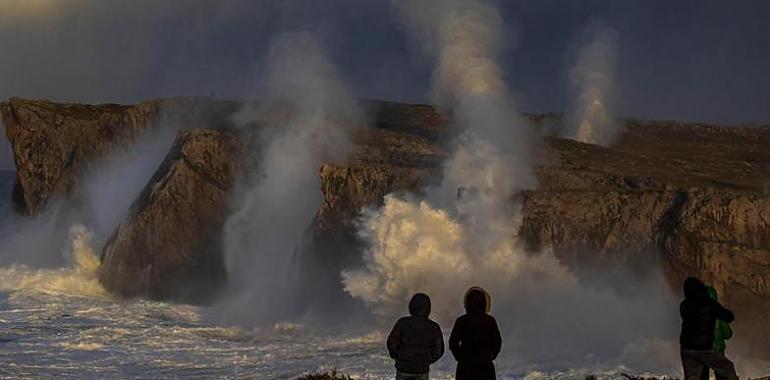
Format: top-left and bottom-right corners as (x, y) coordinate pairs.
(0, 98), (162, 214)
(0, 97), (239, 215)
(98, 129), (243, 303)
(3, 98), (769, 349)
(314, 106), (770, 350)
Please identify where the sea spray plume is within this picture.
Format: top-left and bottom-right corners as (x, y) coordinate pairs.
(0, 224), (106, 298)
(79, 127), (177, 242)
(564, 22), (619, 145)
(344, 194), (568, 323)
(345, 194), (679, 370)
(344, 1), (678, 371)
(213, 32), (363, 326)
(345, 0), (535, 323)
(394, 0), (535, 202)
(0, 126), (176, 268)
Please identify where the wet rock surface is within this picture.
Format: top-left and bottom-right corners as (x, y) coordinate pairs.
(98, 129), (243, 303)
(0, 98), (163, 214)
(3, 98), (769, 349)
(0, 97), (239, 215)
(316, 106), (770, 350)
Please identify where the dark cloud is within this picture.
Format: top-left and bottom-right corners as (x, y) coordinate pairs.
(1, 0), (768, 168)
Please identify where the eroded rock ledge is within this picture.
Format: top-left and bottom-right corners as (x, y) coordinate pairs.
(3, 98), (769, 348)
(0, 97), (239, 215)
(98, 129), (242, 303)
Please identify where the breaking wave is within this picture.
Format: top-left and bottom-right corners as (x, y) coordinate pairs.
(0, 224), (106, 299)
(343, 194), (683, 373)
(343, 194), (570, 325)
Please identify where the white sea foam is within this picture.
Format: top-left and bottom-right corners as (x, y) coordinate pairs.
(0, 235), (766, 378)
(0, 225), (106, 299)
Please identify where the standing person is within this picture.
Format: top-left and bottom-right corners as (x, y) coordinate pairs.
(700, 286), (735, 380)
(449, 287), (502, 380)
(680, 277), (739, 380)
(387, 293), (445, 380)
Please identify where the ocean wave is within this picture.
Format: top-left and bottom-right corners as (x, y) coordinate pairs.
(0, 225), (106, 299)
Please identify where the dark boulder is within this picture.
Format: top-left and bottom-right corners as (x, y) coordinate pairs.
(98, 129), (243, 303)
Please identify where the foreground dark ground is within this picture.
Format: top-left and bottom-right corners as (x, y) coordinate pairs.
(298, 372), (770, 380)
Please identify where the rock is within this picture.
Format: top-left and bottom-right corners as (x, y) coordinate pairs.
(312, 102), (447, 236)
(0, 98), (162, 214)
(96, 101), (448, 303)
(98, 129), (242, 303)
(0, 97), (239, 215)
(8, 97), (769, 348)
(664, 191), (770, 347)
(295, 371), (353, 380)
(314, 107), (770, 350)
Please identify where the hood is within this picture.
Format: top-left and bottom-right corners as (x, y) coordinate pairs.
(464, 287), (490, 314)
(683, 277), (707, 299)
(409, 293), (431, 318)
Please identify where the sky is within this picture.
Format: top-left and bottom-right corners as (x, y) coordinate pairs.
(1, 0), (769, 169)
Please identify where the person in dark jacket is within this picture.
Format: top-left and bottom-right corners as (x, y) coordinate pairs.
(449, 287), (502, 380)
(700, 286), (734, 380)
(387, 293), (445, 380)
(679, 277), (738, 380)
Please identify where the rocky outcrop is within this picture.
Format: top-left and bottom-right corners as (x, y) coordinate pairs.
(523, 125), (770, 350)
(0, 97), (239, 215)
(314, 102), (447, 235)
(98, 129), (242, 303)
(313, 108), (770, 350)
(5, 97), (768, 348)
(0, 98), (162, 214)
(664, 192), (770, 347)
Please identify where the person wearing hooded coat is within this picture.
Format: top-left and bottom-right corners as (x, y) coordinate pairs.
(700, 286), (734, 380)
(449, 287), (502, 380)
(387, 293), (445, 380)
(680, 277), (738, 380)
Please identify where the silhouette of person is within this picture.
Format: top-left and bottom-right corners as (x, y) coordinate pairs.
(680, 277), (738, 380)
(387, 293), (445, 380)
(699, 286), (734, 380)
(449, 287), (502, 380)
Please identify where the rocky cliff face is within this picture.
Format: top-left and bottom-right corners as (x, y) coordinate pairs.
(3, 97), (769, 349)
(0, 97), (239, 215)
(313, 106), (770, 350)
(98, 129), (242, 303)
(0, 98), (162, 214)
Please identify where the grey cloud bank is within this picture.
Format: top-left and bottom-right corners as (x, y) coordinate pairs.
(1, 0), (769, 168)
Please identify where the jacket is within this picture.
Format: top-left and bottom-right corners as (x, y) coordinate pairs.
(387, 293), (445, 374)
(680, 278), (734, 351)
(449, 288), (502, 380)
(707, 287), (733, 353)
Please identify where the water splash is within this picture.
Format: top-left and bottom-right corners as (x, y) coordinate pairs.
(0, 224), (106, 299)
(343, 194), (569, 325)
(565, 22), (619, 146)
(351, 0), (535, 325)
(213, 32), (362, 326)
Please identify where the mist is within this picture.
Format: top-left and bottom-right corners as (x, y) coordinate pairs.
(563, 21), (619, 145)
(0, 1), (766, 378)
(0, 121), (177, 268)
(343, 0), (534, 314)
(0, 224), (106, 300)
(341, 0), (680, 372)
(208, 32), (363, 327)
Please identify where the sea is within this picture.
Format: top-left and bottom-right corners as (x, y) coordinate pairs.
(0, 170), (764, 379)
